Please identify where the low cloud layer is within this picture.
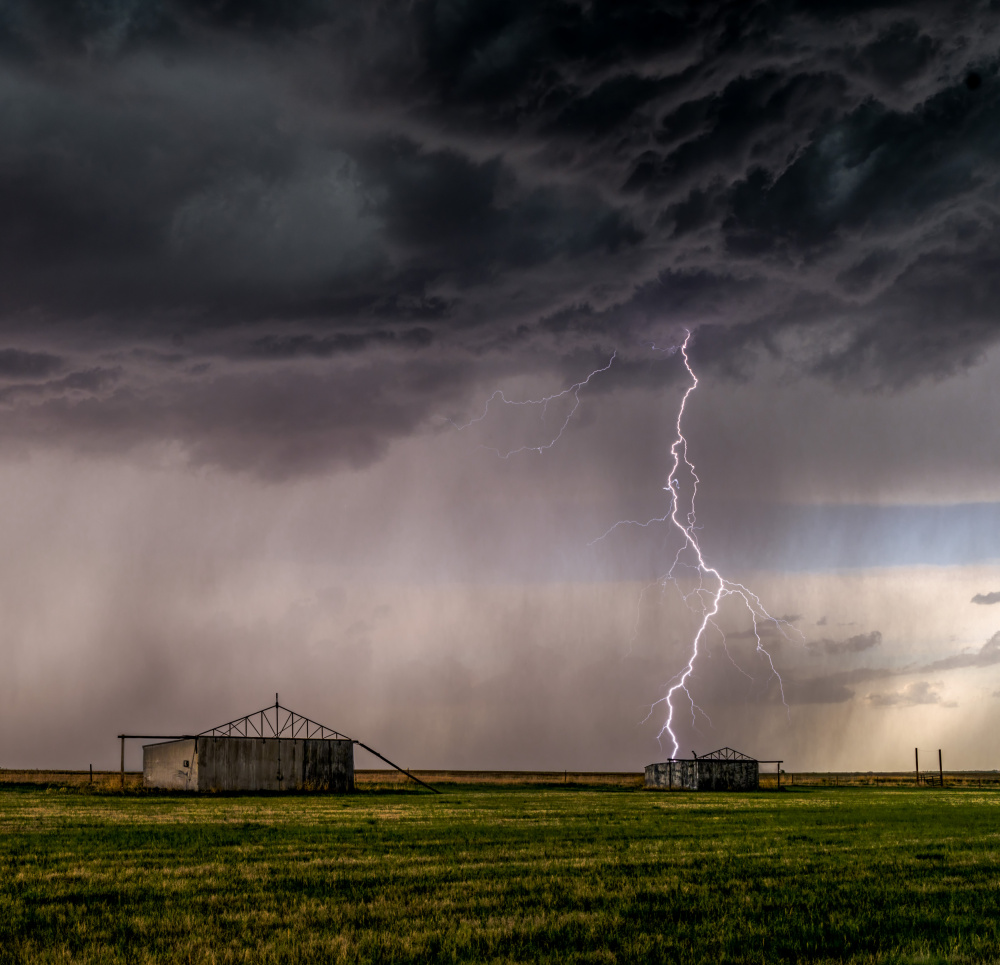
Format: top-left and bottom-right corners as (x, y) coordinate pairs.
(808, 630), (883, 655)
(0, 2), (999, 478)
(867, 681), (957, 708)
(786, 631), (1000, 709)
(971, 591), (1000, 605)
(917, 632), (1000, 673)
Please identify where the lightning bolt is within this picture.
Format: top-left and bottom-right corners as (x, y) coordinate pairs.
(459, 333), (794, 759)
(592, 331), (793, 757)
(452, 352), (616, 458)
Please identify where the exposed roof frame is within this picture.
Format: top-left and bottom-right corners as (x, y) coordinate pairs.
(198, 696), (348, 741)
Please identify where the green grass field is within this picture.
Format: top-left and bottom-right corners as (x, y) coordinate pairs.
(2, 783), (1000, 963)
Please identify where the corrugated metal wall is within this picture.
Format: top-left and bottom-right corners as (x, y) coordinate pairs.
(644, 759), (759, 790)
(143, 737), (354, 791)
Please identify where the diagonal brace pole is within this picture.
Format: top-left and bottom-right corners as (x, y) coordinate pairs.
(353, 741), (441, 794)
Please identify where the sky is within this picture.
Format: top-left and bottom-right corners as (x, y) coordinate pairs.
(3, 0), (1000, 773)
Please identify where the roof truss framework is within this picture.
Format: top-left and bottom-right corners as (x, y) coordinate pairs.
(658, 747), (762, 764)
(699, 747), (757, 761)
(199, 700), (349, 742)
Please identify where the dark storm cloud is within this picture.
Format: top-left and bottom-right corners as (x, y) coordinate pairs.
(0, 367), (120, 404)
(971, 591), (1000, 605)
(248, 328), (434, 359)
(2, 1), (1000, 474)
(0, 349), (63, 379)
(0, 357), (473, 478)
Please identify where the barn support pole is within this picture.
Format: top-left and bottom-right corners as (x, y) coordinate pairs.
(939, 749), (944, 788)
(353, 741), (440, 794)
(120, 737), (125, 789)
(275, 693), (282, 788)
(915, 747), (919, 786)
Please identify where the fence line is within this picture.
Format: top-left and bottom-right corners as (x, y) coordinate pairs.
(3, 768), (999, 790)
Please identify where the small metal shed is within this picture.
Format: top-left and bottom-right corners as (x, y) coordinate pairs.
(645, 747), (761, 791)
(142, 701), (353, 792)
(119, 696), (438, 794)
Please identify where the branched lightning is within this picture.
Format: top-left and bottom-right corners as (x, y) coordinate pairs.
(459, 332), (795, 759)
(452, 352), (616, 458)
(592, 331), (794, 757)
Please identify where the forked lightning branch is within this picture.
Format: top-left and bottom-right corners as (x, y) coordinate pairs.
(458, 331), (792, 756)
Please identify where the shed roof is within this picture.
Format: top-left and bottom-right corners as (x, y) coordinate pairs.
(697, 747), (757, 761)
(198, 696), (349, 742)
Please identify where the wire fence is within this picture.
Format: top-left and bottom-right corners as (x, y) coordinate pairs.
(0, 770), (143, 791)
(3, 768), (999, 791)
(767, 771), (1000, 789)
(355, 769), (644, 787)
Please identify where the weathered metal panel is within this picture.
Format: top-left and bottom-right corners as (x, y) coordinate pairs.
(143, 739), (198, 790)
(644, 759), (759, 791)
(644, 762), (669, 788)
(196, 737), (354, 792)
(198, 737), (277, 791)
(644, 760), (697, 789)
(695, 759), (758, 790)
(301, 738), (355, 791)
(142, 737), (354, 791)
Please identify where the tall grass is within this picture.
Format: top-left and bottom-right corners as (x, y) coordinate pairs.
(3, 784), (1000, 962)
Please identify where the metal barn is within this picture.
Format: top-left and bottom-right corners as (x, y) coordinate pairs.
(124, 697), (438, 794)
(645, 747), (760, 791)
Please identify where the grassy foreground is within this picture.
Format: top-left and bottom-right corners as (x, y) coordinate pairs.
(2, 785), (1000, 963)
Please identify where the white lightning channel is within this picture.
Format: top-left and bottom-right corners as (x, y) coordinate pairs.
(593, 330), (793, 757)
(452, 352), (616, 458)
(459, 333), (794, 759)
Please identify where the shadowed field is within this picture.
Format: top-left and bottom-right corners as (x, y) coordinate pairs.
(3, 783), (1000, 962)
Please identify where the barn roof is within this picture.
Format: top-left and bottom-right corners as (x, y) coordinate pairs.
(697, 747), (757, 761)
(198, 695), (349, 742)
